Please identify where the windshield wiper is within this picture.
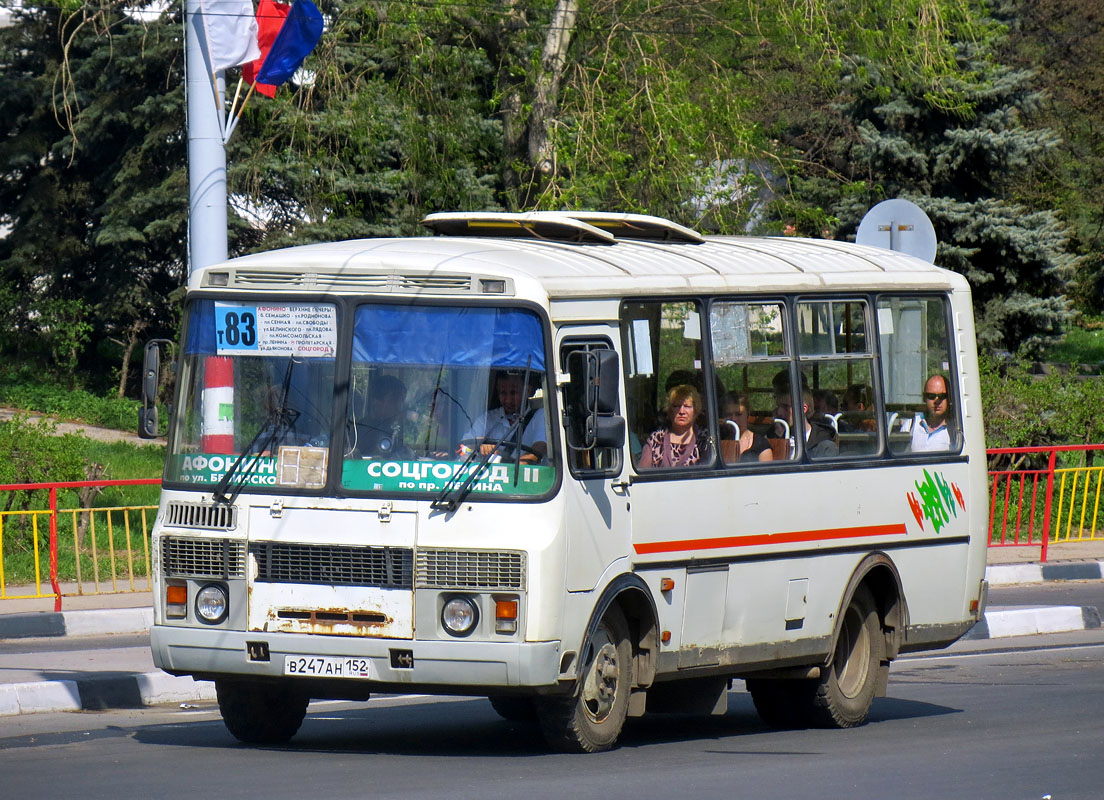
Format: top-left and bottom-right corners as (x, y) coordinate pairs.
(212, 361), (300, 505)
(430, 413), (528, 513)
(511, 360), (534, 486)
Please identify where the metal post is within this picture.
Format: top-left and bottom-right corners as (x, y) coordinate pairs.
(186, 0), (228, 278)
(1041, 448), (1058, 563)
(49, 487), (61, 611)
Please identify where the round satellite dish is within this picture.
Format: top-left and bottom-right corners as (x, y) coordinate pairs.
(856, 199), (938, 263)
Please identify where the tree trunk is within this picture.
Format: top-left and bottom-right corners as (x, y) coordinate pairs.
(523, 0), (578, 205)
(115, 318), (148, 399)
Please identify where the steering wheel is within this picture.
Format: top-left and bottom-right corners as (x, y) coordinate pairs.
(459, 437), (540, 458)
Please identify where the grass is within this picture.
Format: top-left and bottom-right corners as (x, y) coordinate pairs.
(1043, 325), (1104, 365)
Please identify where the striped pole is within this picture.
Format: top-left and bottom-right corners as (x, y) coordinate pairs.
(202, 356), (235, 453)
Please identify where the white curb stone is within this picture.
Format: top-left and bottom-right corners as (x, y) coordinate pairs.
(135, 672), (216, 705)
(60, 607), (153, 637)
(983, 606), (1088, 638)
(0, 680), (82, 716)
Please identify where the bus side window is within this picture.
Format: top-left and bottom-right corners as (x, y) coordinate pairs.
(709, 300), (791, 465)
(621, 300), (714, 470)
(794, 299), (877, 459)
(877, 295), (958, 455)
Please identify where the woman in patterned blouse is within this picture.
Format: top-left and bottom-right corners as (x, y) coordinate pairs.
(639, 384), (711, 468)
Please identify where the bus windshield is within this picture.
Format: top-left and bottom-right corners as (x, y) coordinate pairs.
(340, 303), (555, 499)
(164, 299), (556, 500)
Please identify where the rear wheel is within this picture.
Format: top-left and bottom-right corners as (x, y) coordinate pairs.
(216, 679), (310, 744)
(807, 585), (883, 728)
(537, 606), (632, 753)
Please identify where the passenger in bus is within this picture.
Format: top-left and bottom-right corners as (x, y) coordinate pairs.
(838, 383), (875, 433)
(813, 388), (839, 416)
(460, 370), (547, 464)
(910, 374), (952, 451)
(348, 374), (413, 459)
(638, 384), (712, 468)
(773, 387), (838, 458)
(720, 392), (773, 463)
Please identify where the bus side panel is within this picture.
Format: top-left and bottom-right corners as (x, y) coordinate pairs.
(629, 459), (980, 671)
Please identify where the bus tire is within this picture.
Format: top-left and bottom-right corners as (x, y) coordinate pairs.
(808, 584), (883, 728)
(536, 606), (632, 753)
(745, 678), (815, 729)
(488, 695), (538, 723)
(216, 679), (310, 744)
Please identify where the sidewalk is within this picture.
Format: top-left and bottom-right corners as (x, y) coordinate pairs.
(1, 544), (1102, 718)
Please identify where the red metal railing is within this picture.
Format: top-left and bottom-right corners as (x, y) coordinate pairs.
(1, 447), (1101, 607)
(987, 444), (1104, 562)
(0, 479), (160, 610)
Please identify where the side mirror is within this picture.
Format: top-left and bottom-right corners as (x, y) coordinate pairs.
(138, 339), (175, 440)
(564, 350), (626, 450)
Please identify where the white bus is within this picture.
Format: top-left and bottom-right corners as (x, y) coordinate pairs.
(143, 211), (988, 753)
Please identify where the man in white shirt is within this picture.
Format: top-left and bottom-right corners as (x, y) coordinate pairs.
(461, 371), (547, 463)
(910, 374), (952, 452)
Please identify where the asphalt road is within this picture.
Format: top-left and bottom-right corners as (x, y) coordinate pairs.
(2, 631), (1102, 799)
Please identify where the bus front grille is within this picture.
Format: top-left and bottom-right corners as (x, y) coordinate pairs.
(415, 549), (526, 591)
(162, 537), (246, 579)
(250, 542), (414, 589)
(164, 501), (238, 530)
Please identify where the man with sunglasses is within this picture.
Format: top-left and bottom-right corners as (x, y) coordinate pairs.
(911, 375), (952, 451)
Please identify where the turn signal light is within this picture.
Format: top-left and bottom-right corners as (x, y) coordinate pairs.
(166, 582), (187, 618)
(661, 630), (671, 644)
(495, 597), (519, 634)
(660, 578), (675, 592)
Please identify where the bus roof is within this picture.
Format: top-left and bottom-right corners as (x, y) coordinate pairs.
(192, 213), (967, 298)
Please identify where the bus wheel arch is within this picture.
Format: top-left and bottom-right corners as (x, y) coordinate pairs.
(834, 552), (909, 665)
(537, 575), (658, 752)
(808, 554), (908, 728)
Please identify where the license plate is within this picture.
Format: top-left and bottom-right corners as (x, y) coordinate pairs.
(283, 655), (374, 679)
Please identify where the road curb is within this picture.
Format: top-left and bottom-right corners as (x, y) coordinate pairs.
(963, 604), (1102, 640)
(0, 607), (153, 640)
(0, 672), (215, 717)
(984, 560), (1104, 586)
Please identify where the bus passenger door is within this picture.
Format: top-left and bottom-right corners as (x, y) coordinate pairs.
(558, 331), (632, 593)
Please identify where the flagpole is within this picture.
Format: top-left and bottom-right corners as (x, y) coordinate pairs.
(228, 77), (244, 122)
(224, 82), (257, 144)
(187, 0), (229, 277)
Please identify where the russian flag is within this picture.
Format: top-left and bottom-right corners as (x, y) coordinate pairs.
(244, 0), (323, 96)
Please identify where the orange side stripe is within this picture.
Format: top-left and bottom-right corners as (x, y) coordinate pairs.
(633, 523), (908, 555)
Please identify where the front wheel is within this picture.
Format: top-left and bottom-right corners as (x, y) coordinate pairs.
(216, 679), (310, 744)
(807, 585), (884, 728)
(537, 606), (632, 753)
(488, 695), (538, 723)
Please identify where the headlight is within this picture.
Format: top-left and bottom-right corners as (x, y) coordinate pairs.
(441, 596), (478, 637)
(195, 583), (229, 624)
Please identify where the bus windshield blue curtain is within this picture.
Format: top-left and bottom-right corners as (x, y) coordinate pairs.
(185, 300), (217, 355)
(352, 305), (545, 370)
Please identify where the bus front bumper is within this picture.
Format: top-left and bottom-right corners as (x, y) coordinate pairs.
(150, 625), (564, 691)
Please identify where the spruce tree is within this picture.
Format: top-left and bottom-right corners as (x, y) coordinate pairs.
(787, 38), (1077, 356)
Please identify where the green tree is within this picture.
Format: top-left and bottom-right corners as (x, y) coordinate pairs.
(779, 28), (1077, 355)
(0, 4), (185, 391)
(998, 0), (1104, 317)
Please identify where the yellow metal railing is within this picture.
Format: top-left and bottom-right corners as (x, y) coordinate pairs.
(1052, 466), (1104, 543)
(0, 478), (161, 607)
(0, 504), (158, 601)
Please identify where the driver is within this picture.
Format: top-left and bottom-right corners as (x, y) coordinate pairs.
(349, 374), (413, 458)
(460, 370), (547, 464)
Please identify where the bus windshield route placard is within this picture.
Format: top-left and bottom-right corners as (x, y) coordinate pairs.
(214, 302), (337, 358)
